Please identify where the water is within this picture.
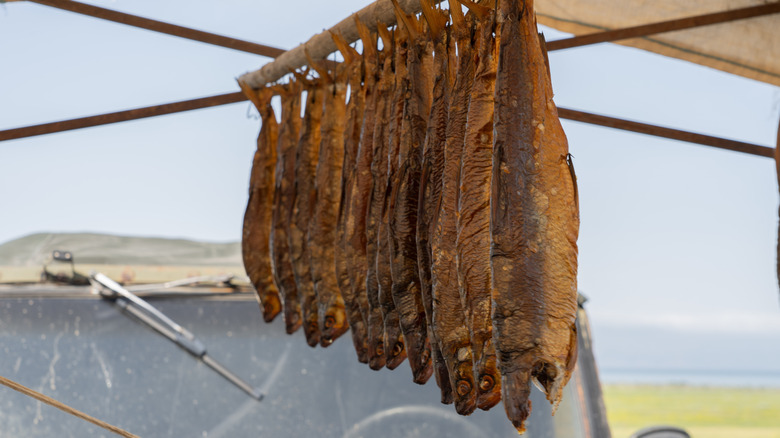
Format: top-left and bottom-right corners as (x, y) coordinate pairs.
(599, 368), (780, 388)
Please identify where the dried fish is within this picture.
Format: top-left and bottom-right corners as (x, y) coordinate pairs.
(240, 85), (282, 324)
(346, 18), (381, 367)
(388, 0), (434, 385)
(333, 31), (369, 362)
(270, 81), (303, 333)
(290, 75), (325, 347)
(456, 0), (501, 411)
(365, 25), (396, 370)
(492, 0), (580, 432)
(431, 1), (478, 415)
(309, 59), (350, 347)
(377, 25), (409, 370)
(417, 0), (454, 404)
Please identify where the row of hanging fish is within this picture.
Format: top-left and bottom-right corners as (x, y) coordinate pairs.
(238, 0), (579, 433)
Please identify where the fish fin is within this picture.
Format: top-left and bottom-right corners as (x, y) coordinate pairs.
(330, 30), (359, 65)
(390, 0), (420, 41)
(354, 15), (378, 59)
(420, 0), (448, 39)
(304, 48), (332, 83)
(454, 0), (492, 19)
(376, 21), (394, 54)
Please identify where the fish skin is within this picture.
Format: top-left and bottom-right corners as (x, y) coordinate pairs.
(310, 69), (350, 347)
(270, 81), (303, 332)
(416, 4), (454, 404)
(290, 82), (324, 347)
(431, 3), (479, 416)
(457, 7), (501, 411)
(388, 1), (435, 386)
(240, 85), (283, 324)
(346, 21), (380, 368)
(377, 28), (409, 370)
(491, 0), (580, 433)
(335, 36), (369, 363)
(365, 40), (394, 370)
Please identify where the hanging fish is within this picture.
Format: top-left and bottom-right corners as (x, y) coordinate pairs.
(365, 24), (396, 371)
(289, 72), (325, 347)
(431, 0), (478, 416)
(387, 0), (435, 385)
(491, 0), (580, 432)
(308, 56), (350, 347)
(416, 0), (454, 404)
(332, 29), (370, 362)
(346, 17), (382, 367)
(239, 84), (283, 324)
(269, 80), (303, 333)
(455, 0), (501, 411)
(376, 24), (409, 370)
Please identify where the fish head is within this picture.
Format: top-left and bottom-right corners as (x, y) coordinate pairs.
(452, 356), (477, 415)
(384, 330), (407, 370)
(475, 339), (501, 410)
(319, 307), (349, 347)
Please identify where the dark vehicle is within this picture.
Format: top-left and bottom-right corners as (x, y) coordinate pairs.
(0, 233), (675, 437)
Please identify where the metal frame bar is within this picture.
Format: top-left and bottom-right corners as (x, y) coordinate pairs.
(26, 0), (285, 57)
(547, 2), (780, 51)
(0, 92), (246, 142)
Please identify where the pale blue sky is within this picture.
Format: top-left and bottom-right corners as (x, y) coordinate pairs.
(1, 0), (779, 375)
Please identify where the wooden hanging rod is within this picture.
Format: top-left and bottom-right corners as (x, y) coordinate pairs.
(23, 0), (286, 58)
(238, 0), (436, 88)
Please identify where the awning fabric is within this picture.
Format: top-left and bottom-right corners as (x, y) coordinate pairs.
(536, 0), (780, 87)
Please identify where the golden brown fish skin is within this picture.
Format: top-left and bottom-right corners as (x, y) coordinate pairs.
(417, 1), (454, 404)
(456, 6), (501, 411)
(309, 68), (350, 347)
(365, 34), (394, 370)
(346, 20), (380, 367)
(269, 81), (303, 332)
(376, 27), (410, 370)
(491, 0), (579, 432)
(290, 81), (324, 347)
(240, 85), (283, 324)
(387, 0), (434, 385)
(334, 33), (369, 363)
(431, 2), (478, 416)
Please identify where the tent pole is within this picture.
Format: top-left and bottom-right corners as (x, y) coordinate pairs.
(23, 0), (285, 58)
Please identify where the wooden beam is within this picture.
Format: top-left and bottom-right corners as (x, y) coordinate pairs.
(558, 107), (774, 158)
(25, 0), (286, 58)
(238, 0), (433, 88)
(0, 92), (248, 142)
(547, 2), (780, 51)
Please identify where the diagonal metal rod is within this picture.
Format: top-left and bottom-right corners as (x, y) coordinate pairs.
(24, 0), (285, 58)
(546, 2), (780, 51)
(0, 92), (246, 142)
(0, 90), (772, 159)
(557, 107), (774, 158)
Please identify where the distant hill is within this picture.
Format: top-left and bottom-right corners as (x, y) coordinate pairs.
(0, 233), (242, 267)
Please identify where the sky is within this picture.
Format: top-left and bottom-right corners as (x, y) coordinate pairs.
(1, 0), (780, 377)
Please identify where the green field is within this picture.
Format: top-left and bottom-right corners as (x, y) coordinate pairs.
(603, 384), (780, 438)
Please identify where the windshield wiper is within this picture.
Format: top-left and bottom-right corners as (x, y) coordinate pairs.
(90, 272), (263, 401)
